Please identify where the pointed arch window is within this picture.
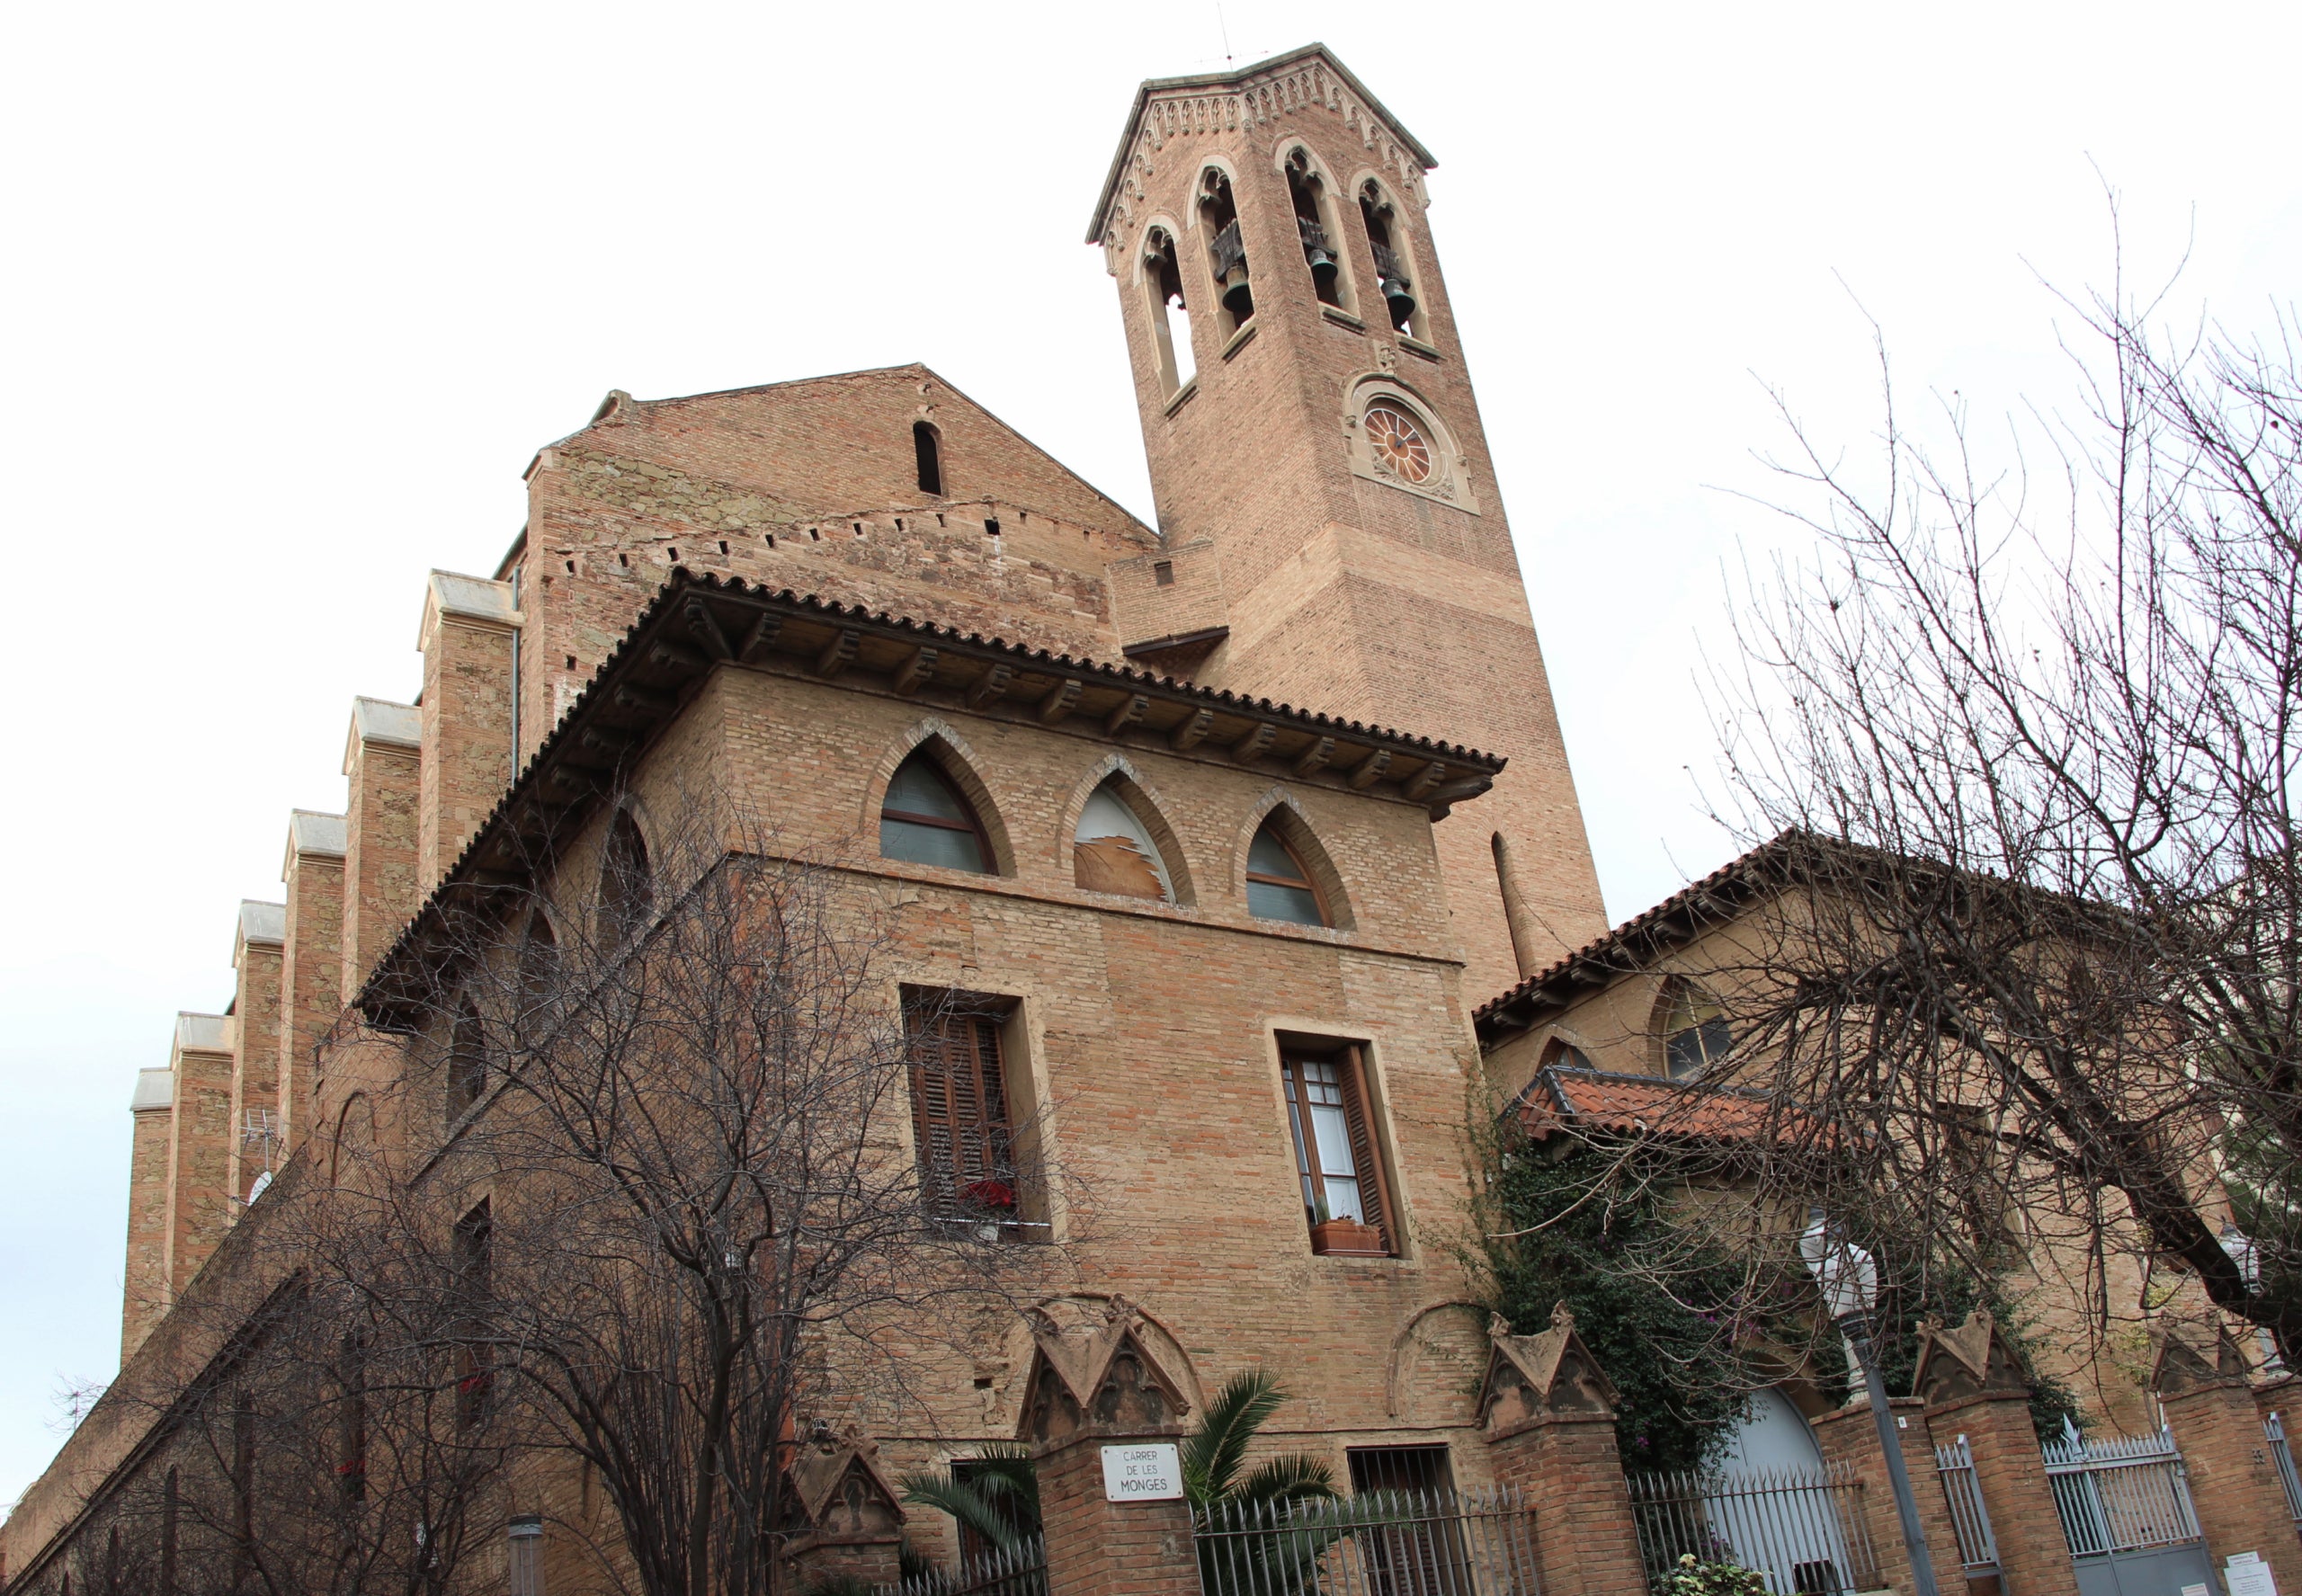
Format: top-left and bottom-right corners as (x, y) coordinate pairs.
(1658, 979), (1734, 1080)
(880, 752), (991, 873)
(1199, 168), (1254, 335)
(1246, 817), (1326, 926)
(516, 911), (559, 1039)
(598, 810), (653, 945)
(1285, 148), (1348, 310)
(447, 1000), (486, 1122)
(1143, 228), (1196, 397)
(1358, 182), (1424, 339)
(1074, 780), (1172, 902)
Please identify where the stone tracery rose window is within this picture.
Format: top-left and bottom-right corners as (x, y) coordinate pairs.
(1363, 403), (1434, 483)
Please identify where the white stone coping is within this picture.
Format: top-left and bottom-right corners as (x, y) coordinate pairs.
(235, 899), (286, 959)
(173, 1012), (231, 1056)
(130, 1066), (174, 1113)
(282, 809), (347, 878)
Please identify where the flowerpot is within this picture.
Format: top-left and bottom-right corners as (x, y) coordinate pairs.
(1309, 1218), (1387, 1257)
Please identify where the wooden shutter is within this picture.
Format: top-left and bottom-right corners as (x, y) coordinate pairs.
(1336, 1048), (1395, 1250)
(907, 1010), (1013, 1200)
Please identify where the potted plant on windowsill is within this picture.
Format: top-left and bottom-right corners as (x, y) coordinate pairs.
(1307, 1201), (1387, 1257)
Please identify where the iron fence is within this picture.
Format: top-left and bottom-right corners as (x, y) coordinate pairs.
(1192, 1485), (1539, 1596)
(1933, 1434), (2001, 1576)
(875, 1535), (1047, 1596)
(2267, 1411), (2302, 1529)
(1628, 1463), (1878, 1595)
(2040, 1427), (2202, 1556)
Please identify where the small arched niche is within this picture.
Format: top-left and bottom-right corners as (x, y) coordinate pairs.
(880, 747), (995, 874)
(1242, 804), (1349, 930)
(597, 807), (654, 946)
(1073, 777), (1178, 904)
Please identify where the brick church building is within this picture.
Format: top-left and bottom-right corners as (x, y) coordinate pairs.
(8, 41), (2249, 1596)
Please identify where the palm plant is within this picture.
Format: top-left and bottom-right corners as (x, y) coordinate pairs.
(897, 1442), (1041, 1558)
(1184, 1370), (1352, 1596)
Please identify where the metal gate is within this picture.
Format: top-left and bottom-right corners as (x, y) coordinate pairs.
(1936, 1434), (2003, 1593)
(2042, 1425), (2217, 1596)
(2262, 1411), (2302, 1538)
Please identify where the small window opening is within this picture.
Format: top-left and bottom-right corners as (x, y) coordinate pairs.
(1074, 780), (1173, 901)
(896, 517), (906, 531)
(766, 533), (777, 548)
(1200, 169), (1254, 334)
(1144, 228), (1196, 397)
(984, 517), (1001, 539)
(598, 809), (654, 946)
(1286, 149), (1344, 308)
(1153, 559), (1175, 586)
(880, 753), (992, 873)
(808, 527), (821, 542)
(852, 522), (863, 537)
(718, 539), (728, 554)
(446, 1000), (486, 1122)
(1359, 183), (1423, 336)
(667, 546), (678, 560)
(1659, 979), (1734, 1080)
(1281, 1044), (1393, 1253)
(1245, 817), (1326, 926)
(564, 559), (575, 574)
(914, 421), (944, 495)
(618, 551), (629, 567)
(936, 512), (947, 528)
(564, 655), (576, 670)
(451, 1201), (493, 1430)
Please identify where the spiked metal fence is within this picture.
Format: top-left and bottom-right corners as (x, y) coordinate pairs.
(875, 1535), (1048, 1596)
(1192, 1485), (1540, 1596)
(1933, 1434), (2001, 1579)
(2040, 1427), (2201, 1556)
(2266, 1411), (2302, 1530)
(1628, 1464), (1878, 1595)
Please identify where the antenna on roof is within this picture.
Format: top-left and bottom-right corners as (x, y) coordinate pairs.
(1213, 0), (1233, 62)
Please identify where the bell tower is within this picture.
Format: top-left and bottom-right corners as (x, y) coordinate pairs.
(1091, 44), (1607, 994)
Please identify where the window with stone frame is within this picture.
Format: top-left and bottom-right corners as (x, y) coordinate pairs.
(598, 808), (654, 946)
(446, 999), (487, 1124)
(1245, 818), (1326, 925)
(1280, 1043), (1395, 1256)
(1657, 979), (1733, 1080)
(451, 1200), (494, 1430)
(903, 996), (1036, 1238)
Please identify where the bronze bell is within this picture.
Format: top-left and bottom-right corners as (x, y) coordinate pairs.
(1307, 246), (1340, 302)
(1221, 268), (1255, 325)
(1382, 275), (1416, 331)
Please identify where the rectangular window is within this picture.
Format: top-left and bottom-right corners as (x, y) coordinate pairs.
(1280, 1045), (1395, 1256)
(1346, 1447), (1470, 1594)
(452, 1201), (493, 1430)
(905, 996), (1038, 1238)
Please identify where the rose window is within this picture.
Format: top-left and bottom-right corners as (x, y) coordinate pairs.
(1363, 404), (1434, 483)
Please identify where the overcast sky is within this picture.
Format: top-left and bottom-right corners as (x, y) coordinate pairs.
(3, 0), (2296, 1512)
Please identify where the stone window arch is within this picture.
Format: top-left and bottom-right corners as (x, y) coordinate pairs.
(913, 420), (944, 496)
(1538, 1034), (1597, 1074)
(515, 901), (561, 1040)
(1198, 165), (1254, 336)
(1355, 176), (1427, 341)
(873, 726), (1012, 877)
(1238, 797), (1352, 930)
(1067, 763), (1190, 904)
(446, 997), (487, 1123)
(1138, 222), (1196, 398)
(1280, 144), (1353, 314)
(596, 805), (655, 947)
(1654, 976), (1734, 1080)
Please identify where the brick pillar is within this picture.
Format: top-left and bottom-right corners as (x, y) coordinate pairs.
(277, 810), (344, 1158)
(341, 698), (421, 995)
(1915, 1312), (2079, 1596)
(416, 572), (520, 892)
(1477, 1305), (1646, 1596)
(160, 1013), (236, 1298)
(1017, 1298), (1200, 1596)
(1814, 1395), (1964, 1596)
(2155, 1326), (2302, 1592)
(121, 1065), (175, 1360)
(226, 901), (284, 1204)
(783, 1432), (908, 1591)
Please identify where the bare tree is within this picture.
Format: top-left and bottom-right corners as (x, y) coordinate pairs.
(1664, 250), (2302, 1371)
(331, 789), (1075, 1596)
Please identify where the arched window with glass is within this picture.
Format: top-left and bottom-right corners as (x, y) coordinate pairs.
(597, 809), (654, 946)
(880, 752), (993, 873)
(1657, 979), (1734, 1079)
(1073, 780), (1173, 902)
(1245, 816), (1327, 926)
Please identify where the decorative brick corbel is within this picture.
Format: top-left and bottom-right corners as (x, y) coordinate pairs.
(1911, 1309), (2030, 1406)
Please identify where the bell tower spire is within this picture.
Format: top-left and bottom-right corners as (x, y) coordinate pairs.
(1091, 44), (1606, 993)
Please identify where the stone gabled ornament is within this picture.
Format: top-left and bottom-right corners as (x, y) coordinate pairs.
(1477, 1303), (1620, 1432)
(1911, 1310), (2030, 1404)
(784, 1427), (907, 1545)
(1015, 1295), (1193, 1445)
(2150, 1321), (2251, 1396)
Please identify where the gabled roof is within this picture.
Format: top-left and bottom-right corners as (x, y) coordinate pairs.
(359, 570), (1504, 1027)
(1511, 1065), (1781, 1145)
(1475, 833), (1801, 1045)
(1087, 42), (1439, 243)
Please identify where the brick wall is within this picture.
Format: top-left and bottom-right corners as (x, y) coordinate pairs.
(224, 903), (284, 1203)
(160, 1015), (236, 1299)
(277, 811), (345, 1156)
(342, 698), (422, 994)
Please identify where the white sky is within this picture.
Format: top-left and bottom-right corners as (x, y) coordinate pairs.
(2, 0), (2295, 1511)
